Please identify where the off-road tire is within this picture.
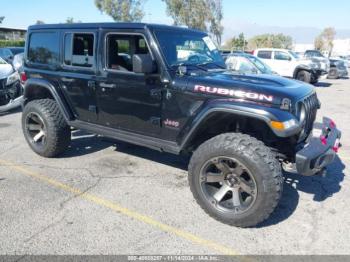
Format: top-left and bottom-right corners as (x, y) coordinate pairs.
(296, 70), (312, 83)
(327, 68), (339, 79)
(22, 99), (71, 158)
(188, 133), (283, 227)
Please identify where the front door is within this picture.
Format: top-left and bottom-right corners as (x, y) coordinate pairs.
(273, 51), (293, 77)
(96, 32), (162, 136)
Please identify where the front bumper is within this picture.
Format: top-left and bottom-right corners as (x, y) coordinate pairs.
(338, 69), (348, 78)
(295, 117), (341, 176)
(312, 69), (328, 77)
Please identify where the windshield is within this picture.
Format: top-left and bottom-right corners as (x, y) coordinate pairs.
(153, 29), (225, 68)
(288, 51), (300, 59)
(246, 55), (273, 74)
(306, 50), (324, 57)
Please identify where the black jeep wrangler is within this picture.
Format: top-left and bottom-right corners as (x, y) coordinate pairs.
(21, 23), (341, 227)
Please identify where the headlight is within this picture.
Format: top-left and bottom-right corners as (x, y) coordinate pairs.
(6, 72), (20, 86)
(299, 104), (306, 123)
(310, 63), (319, 69)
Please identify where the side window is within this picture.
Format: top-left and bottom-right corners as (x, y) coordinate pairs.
(28, 32), (59, 65)
(257, 51), (272, 59)
(274, 51), (291, 61)
(106, 34), (150, 72)
(64, 33), (94, 68)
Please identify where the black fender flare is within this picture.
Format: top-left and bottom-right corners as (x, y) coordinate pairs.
(23, 78), (74, 121)
(178, 100), (301, 151)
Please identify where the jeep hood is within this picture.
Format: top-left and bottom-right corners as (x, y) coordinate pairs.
(187, 72), (315, 106)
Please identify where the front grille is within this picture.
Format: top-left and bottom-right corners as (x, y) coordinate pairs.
(0, 78), (5, 90)
(298, 93), (319, 140)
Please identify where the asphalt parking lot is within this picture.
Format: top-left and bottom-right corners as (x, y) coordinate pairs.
(0, 78), (349, 255)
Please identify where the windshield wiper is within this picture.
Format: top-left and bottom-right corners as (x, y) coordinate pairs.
(171, 63), (209, 72)
(198, 61), (226, 70)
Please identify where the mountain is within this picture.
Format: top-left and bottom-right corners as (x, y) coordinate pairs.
(222, 19), (350, 44)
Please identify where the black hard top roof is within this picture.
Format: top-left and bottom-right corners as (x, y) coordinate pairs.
(28, 22), (204, 34)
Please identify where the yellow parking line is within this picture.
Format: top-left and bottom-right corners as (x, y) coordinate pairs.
(0, 159), (238, 256)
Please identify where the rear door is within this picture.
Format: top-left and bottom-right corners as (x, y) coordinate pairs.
(60, 31), (99, 124)
(256, 50), (274, 69)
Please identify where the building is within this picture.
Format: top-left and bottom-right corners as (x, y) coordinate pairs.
(0, 27), (26, 40)
(294, 38), (350, 56)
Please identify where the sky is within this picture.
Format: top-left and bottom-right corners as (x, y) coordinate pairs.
(0, 0), (349, 43)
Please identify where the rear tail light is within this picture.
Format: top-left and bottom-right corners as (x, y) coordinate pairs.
(20, 72), (27, 83)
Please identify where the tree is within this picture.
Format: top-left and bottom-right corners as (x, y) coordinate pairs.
(94, 0), (146, 22)
(36, 20), (45, 25)
(314, 35), (324, 51)
(0, 16), (4, 24)
(162, 0), (224, 45)
(230, 33), (248, 51)
(314, 27), (336, 56)
(247, 34), (293, 50)
(66, 17), (82, 24)
(207, 0), (223, 45)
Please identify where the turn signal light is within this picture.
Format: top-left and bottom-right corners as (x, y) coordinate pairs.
(270, 121), (285, 130)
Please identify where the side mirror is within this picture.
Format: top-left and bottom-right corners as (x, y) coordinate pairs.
(133, 54), (156, 74)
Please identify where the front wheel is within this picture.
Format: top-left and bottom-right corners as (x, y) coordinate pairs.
(296, 70), (312, 83)
(188, 133), (283, 227)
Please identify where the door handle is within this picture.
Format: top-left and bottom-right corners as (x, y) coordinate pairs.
(100, 83), (117, 89)
(88, 80), (96, 91)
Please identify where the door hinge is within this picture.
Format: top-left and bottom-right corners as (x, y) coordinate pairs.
(89, 105), (98, 114)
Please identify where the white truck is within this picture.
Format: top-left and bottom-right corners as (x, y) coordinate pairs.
(252, 48), (329, 84)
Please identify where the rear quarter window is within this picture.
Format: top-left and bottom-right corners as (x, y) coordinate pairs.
(257, 51), (272, 59)
(28, 32), (59, 65)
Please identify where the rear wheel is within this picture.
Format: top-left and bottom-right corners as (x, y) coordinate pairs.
(296, 70), (312, 83)
(22, 99), (71, 157)
(188, 133), (283, 227)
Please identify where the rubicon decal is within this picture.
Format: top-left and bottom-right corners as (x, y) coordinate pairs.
(194, 85), (274, 102)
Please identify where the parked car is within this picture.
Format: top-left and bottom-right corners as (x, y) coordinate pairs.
(0, 47), (14, 63)
(220, 50), (231, 61)
(221, 50), (246, 61)
(0, 57), (23, 112)
(0, 47), (25, 64)
(252, 48), (327, 84)
(12, 52), (25, 73)
(8, 47), (25, 56)
(304, 50), (331, 72)
(21, 23), (341, 227)
(328, 59), (348, 79)
(225, 53), (276, 75)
